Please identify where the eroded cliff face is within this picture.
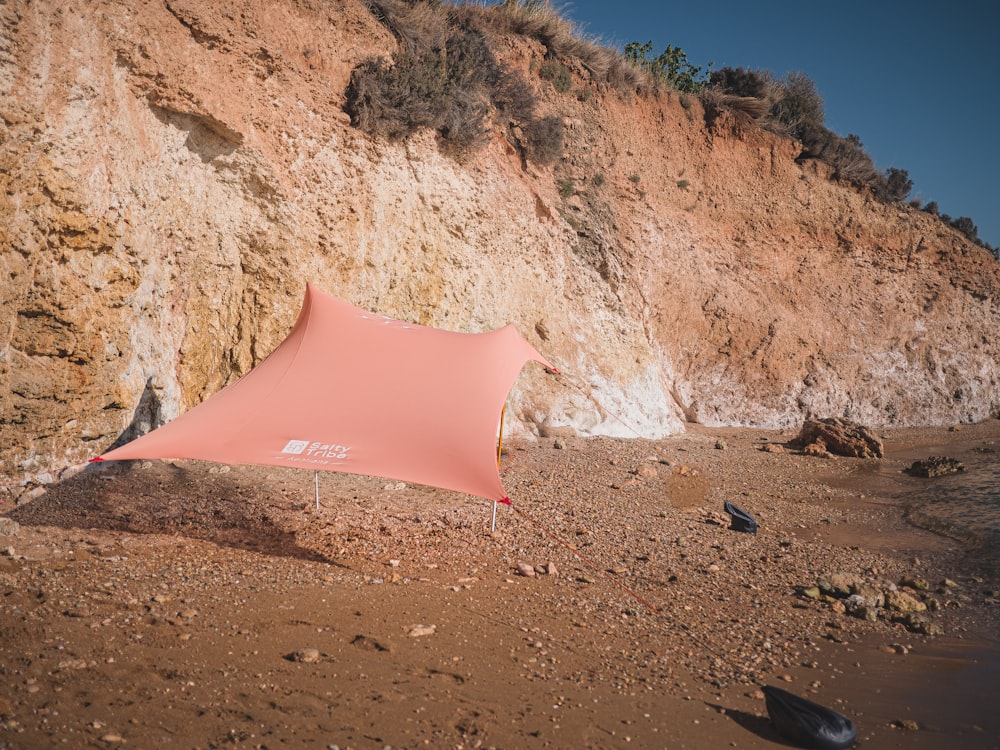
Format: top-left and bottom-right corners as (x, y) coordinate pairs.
(2, 0), (999, 485)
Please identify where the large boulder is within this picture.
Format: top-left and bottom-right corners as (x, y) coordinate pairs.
(791, 418), (884, 458)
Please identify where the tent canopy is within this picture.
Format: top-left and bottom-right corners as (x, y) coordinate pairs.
(95, 283), (552, 502)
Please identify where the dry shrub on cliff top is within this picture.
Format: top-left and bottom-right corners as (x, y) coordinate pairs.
(484, 0), (580, 53)
(700, 88), (770, 131)
(767, 71), (825, 136)
(797, 125), (881, 186)
(348, 0), (576, 162)
(707, 68), (885, 193)
(364, 0), (448, 53)
(585, 46), (646, 91)
(347, 2), (505, 153)
(709, 66), (772, 100)
(470, 0), (645, 92)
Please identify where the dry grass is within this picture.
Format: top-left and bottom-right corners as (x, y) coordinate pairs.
(466, 0), (648, 93)
(700, 89), (771, 129)
(353, 2), (895, 203)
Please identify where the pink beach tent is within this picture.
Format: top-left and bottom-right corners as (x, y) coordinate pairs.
(94, 283), (553, 503)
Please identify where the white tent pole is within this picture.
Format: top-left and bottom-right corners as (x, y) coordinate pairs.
(491, 500), (497, 533)
(314, 470), (319, 510)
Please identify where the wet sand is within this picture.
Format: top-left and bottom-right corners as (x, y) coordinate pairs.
(2, 421), (999, 749)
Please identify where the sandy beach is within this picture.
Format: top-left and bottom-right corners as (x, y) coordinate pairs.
(2, 421), (999, 749)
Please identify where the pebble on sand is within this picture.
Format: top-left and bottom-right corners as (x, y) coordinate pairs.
(407, 624), (436, 637)
(516, 562), (536, 577)
(289, 648), (321, 663)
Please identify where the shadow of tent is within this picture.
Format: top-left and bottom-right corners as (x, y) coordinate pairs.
(704, 703), (799, 748)
(9, 459), (343, 567)
(105, 376), (165, 453)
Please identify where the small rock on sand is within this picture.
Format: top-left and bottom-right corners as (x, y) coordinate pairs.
(289, 648), (321, 663)
(407, 624), (436, 637)
(516, 562), (536, 577)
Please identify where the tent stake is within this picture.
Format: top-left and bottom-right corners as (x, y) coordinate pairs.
(314, 470), (319, 510)
(491, 500), (497, 533)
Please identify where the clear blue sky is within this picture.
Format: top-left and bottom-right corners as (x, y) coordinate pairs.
(553, 1), (1000, 250)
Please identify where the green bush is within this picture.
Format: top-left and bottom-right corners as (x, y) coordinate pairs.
(624, 41), (709, 93)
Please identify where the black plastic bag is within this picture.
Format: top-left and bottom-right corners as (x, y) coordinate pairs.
(763, 685), (857, 749)
(723, 500), (757, 533)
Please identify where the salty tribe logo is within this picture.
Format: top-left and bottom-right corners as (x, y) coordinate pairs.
(357, 312), (416, 331)
(280, 439), (352, 465)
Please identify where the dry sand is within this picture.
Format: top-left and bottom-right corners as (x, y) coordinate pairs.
(2, 421), (999, 749)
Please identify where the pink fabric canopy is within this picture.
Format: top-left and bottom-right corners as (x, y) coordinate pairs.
(95, 283), (552, 502)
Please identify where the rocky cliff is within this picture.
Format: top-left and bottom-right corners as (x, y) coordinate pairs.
(3, 0), (999, 488)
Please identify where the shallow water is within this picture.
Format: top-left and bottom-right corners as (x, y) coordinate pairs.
(818, 425), (1000, 570)
(905, 446), (1000, 564)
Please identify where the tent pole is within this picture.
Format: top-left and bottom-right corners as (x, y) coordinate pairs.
(314, 470), (319, 510)
(497, 404), (506, 467)
(492, 404), (506, 533)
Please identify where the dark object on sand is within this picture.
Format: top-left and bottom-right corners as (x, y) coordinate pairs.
(723, 500), (757, 533)
(906, 456), (965, 478)
(763, 685), (857, 749)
